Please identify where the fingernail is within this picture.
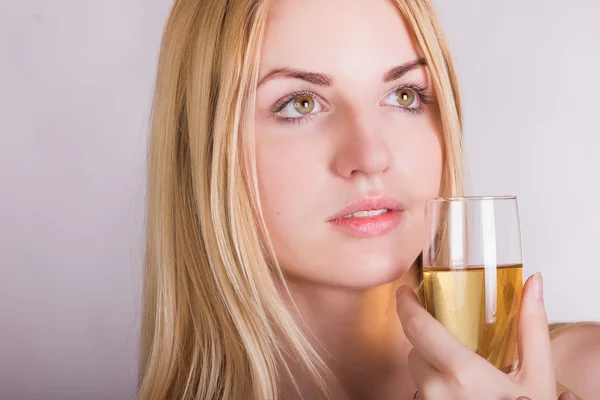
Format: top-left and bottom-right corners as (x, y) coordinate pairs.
(564, 392), (577, 400)
(532, 272), (543, 301)
(396, 285), (404, 298)
(396, 285), (413, 299)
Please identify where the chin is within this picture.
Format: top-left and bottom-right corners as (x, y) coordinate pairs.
(282, 249), (418, 290)
(333, 251), (416, 288)
(274, 220), (423, 289)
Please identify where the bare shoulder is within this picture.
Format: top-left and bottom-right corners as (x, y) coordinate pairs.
(551, 323), (600, 399)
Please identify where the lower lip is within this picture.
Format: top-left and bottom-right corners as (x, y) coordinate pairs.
(329, 210), (404, 238)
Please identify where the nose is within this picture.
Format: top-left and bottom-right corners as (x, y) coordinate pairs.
(331, 111), (393, 179)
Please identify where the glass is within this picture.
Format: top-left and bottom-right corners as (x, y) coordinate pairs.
(423, 196), (523, 372)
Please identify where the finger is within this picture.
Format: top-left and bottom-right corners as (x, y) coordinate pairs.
(396, 285), (471, 374)
(516, 273), (554, 380)
(408, 348), (439, 387)
(408, 349), (447, 400)
(558, 392), (577, 400)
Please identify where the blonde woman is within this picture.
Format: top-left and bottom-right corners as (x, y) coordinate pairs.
(138, 0), (600, 399)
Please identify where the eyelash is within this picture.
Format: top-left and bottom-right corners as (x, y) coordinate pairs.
(270, 82), (434, 125)
(397, 81), (434, 114)
(270, 86), (321, 125)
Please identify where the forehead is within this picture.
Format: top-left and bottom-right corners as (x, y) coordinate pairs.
(259, 0), (421, 79)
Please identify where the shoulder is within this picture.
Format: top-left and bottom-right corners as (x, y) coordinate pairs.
(551, 323), (600, 399)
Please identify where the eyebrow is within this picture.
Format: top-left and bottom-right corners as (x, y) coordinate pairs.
(257, 58), (427, 88)
(382, 58), (427, 83)
(257, 68), (332, 88)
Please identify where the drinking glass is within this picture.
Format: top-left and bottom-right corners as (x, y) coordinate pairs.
(423, 196), (523, 372)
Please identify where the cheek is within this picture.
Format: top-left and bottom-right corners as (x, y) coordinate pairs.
(254, 129), (328, 263)
(392, 120), (444, 201)
(255, 143), (291, 232)
(255, 134), (322, 215)
(413, 133), (443, 196)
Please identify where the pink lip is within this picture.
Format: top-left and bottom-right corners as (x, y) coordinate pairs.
(328, 196), (406, 238)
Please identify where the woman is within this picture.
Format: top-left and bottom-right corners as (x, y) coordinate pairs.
(138, 0), (600, 399)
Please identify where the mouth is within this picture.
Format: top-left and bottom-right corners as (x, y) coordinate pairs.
(328, 196), (406, 238)
(341, 209), (392, 218)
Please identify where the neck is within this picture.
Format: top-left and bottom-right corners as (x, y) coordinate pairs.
(281, 266), (420, 400)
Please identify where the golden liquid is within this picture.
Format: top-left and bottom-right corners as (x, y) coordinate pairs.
(423, 264), (523, 372)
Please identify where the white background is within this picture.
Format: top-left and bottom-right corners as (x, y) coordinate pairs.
(1, 0), (598, 399)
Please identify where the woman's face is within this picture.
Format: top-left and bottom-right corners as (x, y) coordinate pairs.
(254, 0), (443, 288)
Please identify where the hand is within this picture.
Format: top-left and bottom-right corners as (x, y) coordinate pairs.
(397, 273), (559, 400)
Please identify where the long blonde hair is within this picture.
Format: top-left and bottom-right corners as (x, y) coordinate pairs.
(138, 0), (464, 399)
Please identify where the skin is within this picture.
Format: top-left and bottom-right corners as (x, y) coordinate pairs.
(255, 0), (437, 396)
(253, 0), (600, 399)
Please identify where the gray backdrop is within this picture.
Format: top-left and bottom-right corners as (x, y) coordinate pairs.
(1, 0), (598, 399)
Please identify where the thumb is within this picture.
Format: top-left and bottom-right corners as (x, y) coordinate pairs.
(515, 273), (554, 381)
(558, 393), (577, 400)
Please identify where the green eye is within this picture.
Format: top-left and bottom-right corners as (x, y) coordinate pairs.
(395, 88), (416, 106)
(293, 96), (315, 115)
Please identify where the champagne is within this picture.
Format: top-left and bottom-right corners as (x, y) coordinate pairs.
(423, 264), (523, 372)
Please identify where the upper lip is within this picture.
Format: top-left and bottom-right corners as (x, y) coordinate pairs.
(328, 195), (406, 220)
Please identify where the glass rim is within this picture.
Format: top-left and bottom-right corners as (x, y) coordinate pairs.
(428, 195), (517, 202)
